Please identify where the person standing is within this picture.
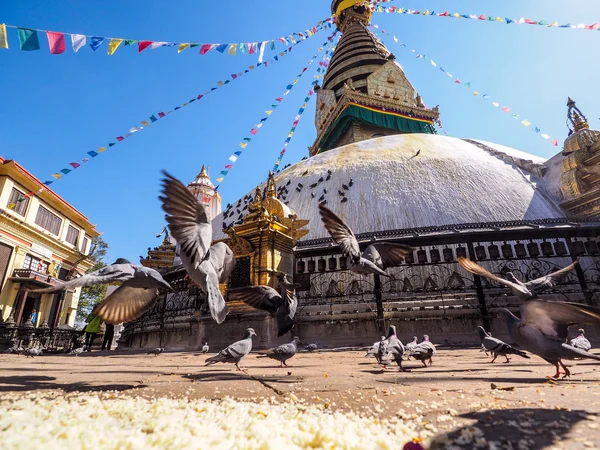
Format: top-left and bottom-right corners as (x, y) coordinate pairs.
(101, 323), (114, 351)
(84, 313), (102, 352)
(30, 309), (37, 327)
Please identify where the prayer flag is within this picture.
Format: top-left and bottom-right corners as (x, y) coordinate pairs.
(533, 127), (540, 133)
(248, 42), (256, 54)
(217, 81), (224, 86)
(87, 151), (99, 157)
(52, 173), (62, 179)
(473, 92), (479, 97)
(89, 37), (105, 51)
(7, 203), (16, 210)
(220, 170), (228, 175)
(141, 120), (150, 126)
(266, 110), (273, 115)
(107, 38), (123, 55)
(240, 43), (247, 53)
(541, 134), (550, 139)
(227, 43), (237, 55)
(234, 151), (242, 156)
(258, 40), (268, 62)
(178, 43), (190, 53)
(216, 178), (224, 182)
(492, 102), (500, 107)
(239, 142), (248, 148)
(150, 115), (158, 122)
(501, 107), (510, 113)
(125, 39), (137, 46)
(60, 169), (71, 175)
(138, 41), (152, 52)
(115, 136), (124, 142)
(430, 60), (436, 67)
(200, 44), (216, 55)
(216, 44), (228, 53)
(98, 147), (107, 152)
(225, 164), (233, 169)
(70, 162), (80, 168)
(250, 129), (258, 135)
(229, 155), (238, 162)
(521, 120), (531, 126)
(158, 112), (165, 118)
(551, 140), (558, 146)
(150, 42), (167, 49)
(46, 31), (65, 54)
(18, 28), (40, 51)
(71, 34), (86, 52)
(0, 24), (7, 49)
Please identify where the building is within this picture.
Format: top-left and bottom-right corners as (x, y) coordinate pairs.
(0, 157), (99, 333)
(120, 0), (600, 350)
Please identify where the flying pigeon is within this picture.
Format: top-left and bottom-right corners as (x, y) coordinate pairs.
(458, 257), (579, 301)
(407, 335), (436, 367)
(228, 273), (300, 337)
(380, 326), (408, 371)
(205, 328), (256, 372)
(148, 348), (164, 356)
(31, 258), (173, 324)
(570, 328), (592, 352)
(201, 342), (210, 354)
(305, 343), (318, 352)
(477, 326), (529, 363)
(257, 336), (301, 367)
(501, 300), (600, 378)
(318, 204), (414, 277)
(160, 171), (236, 324)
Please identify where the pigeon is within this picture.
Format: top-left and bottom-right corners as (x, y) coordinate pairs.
(477, 326), (529, 363)
(318, 204), (414, 277)
(318, 194), (325, 202)
(326, 173), (331, 181)
(311, 193), (315, 198)
(570, 329), (592, 352)
(500, 300), (600, 378)
(458, 257), (580, 301)
(160, 171), (236, 324)
(301, 170), (309, 176)
(341, 198), (348, 203)
(305, 343), (318, 352)
(31, 258), (173, 324)
(205, 328), (256, 372)
(297, 183), (304, 188)
(409, 149), (421, 159)
(201, 342), (210, 354)
(70, 347), (85, 356)
(309, 183), (318, 189)
(338, 190), (345, 196)
(318, 177), (324, 183)
(407, 335), (436, 367)
(380, 326), (408, 371)
(323, 188), (328, 194)
(404, 336), (418, 359)
(342, 184), (349, 190)
(148, 347), (164, 356)
(228, 273), (300, 337)
(365, 336), (386, 358)
(348, 179), (354, 187)
(257, 336), (301, 367)
(24, 347), (43, 358)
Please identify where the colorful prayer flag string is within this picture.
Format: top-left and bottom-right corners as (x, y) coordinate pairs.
(371, 25), (560, 148)
(272, 44), (337, 172)
(40, 23), (331, 187)
(0, 18), (334, 55)
(213, 31), (338, 189)
(373, 3), (600, 31)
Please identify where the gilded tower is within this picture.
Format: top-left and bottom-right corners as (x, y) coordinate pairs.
(310, 0), (440, 155)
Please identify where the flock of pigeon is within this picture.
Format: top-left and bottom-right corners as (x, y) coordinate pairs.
(14, 170), (600, 380)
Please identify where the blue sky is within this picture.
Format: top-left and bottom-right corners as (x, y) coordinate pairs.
(2, 1), (600, 264)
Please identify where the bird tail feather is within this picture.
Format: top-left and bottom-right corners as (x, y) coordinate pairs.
(563, 343), (600, 361)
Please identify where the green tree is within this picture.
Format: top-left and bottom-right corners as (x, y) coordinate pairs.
(75, 236), (109, 325)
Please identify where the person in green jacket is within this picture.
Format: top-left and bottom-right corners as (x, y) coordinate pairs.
(84, 312), (103, 352)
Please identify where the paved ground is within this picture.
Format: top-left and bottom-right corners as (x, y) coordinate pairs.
(1, 347), (600, 448)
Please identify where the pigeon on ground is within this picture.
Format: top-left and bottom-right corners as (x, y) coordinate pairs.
(31, 259), (173, 324)
(570, 329), (592, 352)
(477, 326), (529, 363)
(404, 336), (418, 360)
(380, 326), (408, 371)
(70, 347), (85, 356)
(257, 336), (301, 367)
(305, 343), (318, 352)
(407, 335), (436, 367)
(458, 257), (579, 301)
(205, 328), (256, 372)
(24, 347), (43, 358)
(228, 273), (299, 337)
(148, 348), (164, 356)
(501, 300), (600, 378)
(365, 336), (386, 358)
(160, 171), (236, 324)
(201, 342), (209, 354)
(318, 204), (414, 277)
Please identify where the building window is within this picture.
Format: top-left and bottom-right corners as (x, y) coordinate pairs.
(82, 237), (89, 254)
(34, 206), (62, 236)
(22, 254), (48, 274)
(7, 188), (29, 216)
(66, 225), (79, 245)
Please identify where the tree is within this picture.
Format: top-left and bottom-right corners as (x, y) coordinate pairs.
(75, 236), (109, 326)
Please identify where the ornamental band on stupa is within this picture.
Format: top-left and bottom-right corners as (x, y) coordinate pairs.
(124, 0), (600, 350)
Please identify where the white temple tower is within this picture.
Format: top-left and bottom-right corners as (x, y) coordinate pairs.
(187, 165), (222, 221)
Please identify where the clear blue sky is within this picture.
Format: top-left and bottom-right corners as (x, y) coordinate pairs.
(3, 1), (600, 264)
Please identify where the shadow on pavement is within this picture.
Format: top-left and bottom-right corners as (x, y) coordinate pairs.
(0, 375), (146, 393)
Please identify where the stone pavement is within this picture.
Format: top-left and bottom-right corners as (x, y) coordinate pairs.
(1, 347), (600, 448)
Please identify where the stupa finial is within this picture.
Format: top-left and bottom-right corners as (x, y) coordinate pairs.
(567, 98), (589, 132)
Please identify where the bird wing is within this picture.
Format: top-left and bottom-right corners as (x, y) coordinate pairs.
(457, 257), (515, 288)
(160, 171), (212, 270)
(228, 286), (282, 315)
(29, 263), (134, 293)
(526, 258), (580, 295)
(199, 260), (229, 324)
(92, 285), (158, 324)
(208, 242), (236, 284)
(362, 242), (415, 269)
(277, 288), (298, 337)
(222, 338), (251, 359)
(520, 300), (600, 341)
(318, 203), (360, 259)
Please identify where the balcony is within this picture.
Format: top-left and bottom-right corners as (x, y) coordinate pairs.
(9, 269), (64, 288)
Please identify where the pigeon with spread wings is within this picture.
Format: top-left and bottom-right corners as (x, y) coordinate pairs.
(458, 256), (579, 301)
(160, 171), (236, 324)
(318, 204), (414, 277)
(30, 258), (173, 324)
(228, 273), (299, 337)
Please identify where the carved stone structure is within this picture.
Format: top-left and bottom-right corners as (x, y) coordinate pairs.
(139, 232), (176, 272)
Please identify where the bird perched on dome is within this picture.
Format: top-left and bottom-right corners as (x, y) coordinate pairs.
(477, 326), (529, 363)
(500, 301), (600, 379)
(569, 329), (592, 352)
(205, 328), (256, 372)
(318, 204), (414, 277)
(30, 258), (173, 324)
(228, 273), (300, 337)
(160, 171), (236, 324)
(458, 257), (579, 302)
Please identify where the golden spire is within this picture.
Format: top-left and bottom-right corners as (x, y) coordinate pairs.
(266, 171), (277, 198)
(197, 164), (209, 179)
(567, 98), (589, 132)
